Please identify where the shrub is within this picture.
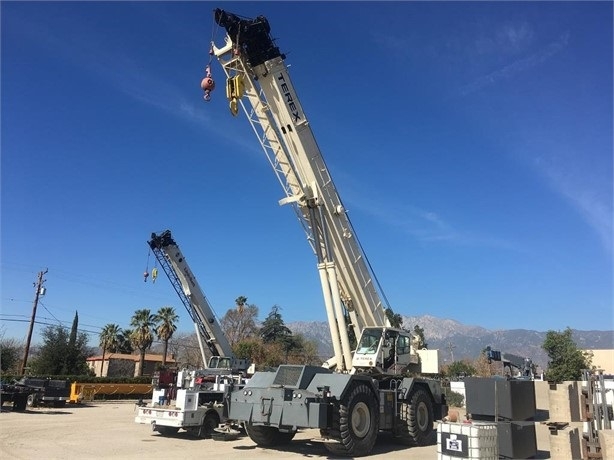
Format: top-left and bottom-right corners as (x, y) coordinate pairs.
(446, 390), (465, 408)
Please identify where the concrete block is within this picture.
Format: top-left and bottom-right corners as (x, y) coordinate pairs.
(599, 429), (614, 460)
(549, 427), (582, 460)
(548, 381), (581, 422)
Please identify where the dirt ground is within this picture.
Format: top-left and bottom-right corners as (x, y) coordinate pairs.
(0, 381), (553, 459)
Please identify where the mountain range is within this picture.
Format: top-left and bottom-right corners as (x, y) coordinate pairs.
(287, 314), (614, 369)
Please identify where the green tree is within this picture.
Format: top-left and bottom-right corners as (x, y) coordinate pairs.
(235, 296), (248, 313)
(283, 333), (320, 365)
(130, 309), (155, 376)
(385, 308), (403, 328)
(117, 328), (134, 354)
(29, 324), (91, 375)
(99, 323), (121, 376)
(0, 334), (22, 373)
(260, 306), (291, 344)
(154, 306), (179, 366)
(63, 311), (81, 374)
(232, 306), (321, 369)
(542, 327), (591, 382)
(413, 324), (428, 349)
(221, 297), (259, 346)
(233, 338), (269, 365)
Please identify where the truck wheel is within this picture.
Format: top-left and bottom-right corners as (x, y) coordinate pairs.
(396, 387), (434, 446)
(245, 424), (296, 447)
(189, 411), (221, 438)
(12, 393), (28, 412)
(324, 382), (378, 457)
(26, 394), (38, 408)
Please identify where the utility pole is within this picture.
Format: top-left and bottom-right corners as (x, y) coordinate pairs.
(20, 268), (48, 375)
(447, 341), (456, 363)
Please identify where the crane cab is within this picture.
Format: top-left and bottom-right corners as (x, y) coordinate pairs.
(352, 327), (419, 374)
(208, 356), (251, 375)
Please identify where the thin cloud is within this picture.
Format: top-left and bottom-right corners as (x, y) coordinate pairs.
(533, 156), (613, 255)
(461, 31), (570, 96)
(498, 22), (534, 52)
(475, 22), (535, 55)
(340, 185), (519, 251)
(8, 14), (209, 127)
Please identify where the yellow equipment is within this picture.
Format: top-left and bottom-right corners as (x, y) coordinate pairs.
(69, 382), (153, 404)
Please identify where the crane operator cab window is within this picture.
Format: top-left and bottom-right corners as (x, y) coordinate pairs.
(356, 329), (383, 354)
(209, 356), (232, 369)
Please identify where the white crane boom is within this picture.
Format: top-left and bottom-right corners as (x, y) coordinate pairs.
(211, 10), (391, 372)
(148, 230), (244, 370)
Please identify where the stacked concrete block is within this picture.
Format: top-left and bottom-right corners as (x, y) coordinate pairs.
(464, 378), (537, 459)
(598, 429), (614, 460)
(548, 426), (582, 460)
(548, 381), (581, 422)
(547, 381), (591, 459)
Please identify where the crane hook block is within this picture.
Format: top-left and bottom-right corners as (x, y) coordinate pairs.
(201, 76), (215, 101)
(201, 65), (215, 102)
(143, 271), (149, 282)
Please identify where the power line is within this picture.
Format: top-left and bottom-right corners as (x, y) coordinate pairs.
(39, 301), (64, 326)
(0, 318), (102, 336)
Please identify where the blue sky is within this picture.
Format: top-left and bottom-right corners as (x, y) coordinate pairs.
(2, 2), (612, 346)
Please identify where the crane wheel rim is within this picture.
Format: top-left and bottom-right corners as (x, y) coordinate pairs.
(351, 401), (371, 438)
(416, 401), (429, 431)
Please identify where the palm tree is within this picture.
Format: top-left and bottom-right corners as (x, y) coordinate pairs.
(154, 306), (178, 366)
(117, 328), (134, 354)
(235, 296), (248, 314)
(99, 323), (121, 377)
(130, 309), (155, 376)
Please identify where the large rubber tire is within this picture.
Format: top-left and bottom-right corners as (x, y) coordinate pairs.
(188, 411), (220, 438)
(12, 393), (28, 412)
(395, 388), (435, 446)
(245, 424), (296, 447)
(26, 394), (38, 408)
(324, 382), (378, 457)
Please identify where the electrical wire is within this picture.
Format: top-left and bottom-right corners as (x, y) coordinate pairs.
(38, 301), (64, 326)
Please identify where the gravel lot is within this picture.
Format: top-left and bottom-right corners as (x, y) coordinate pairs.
(0, 382), (553, 459)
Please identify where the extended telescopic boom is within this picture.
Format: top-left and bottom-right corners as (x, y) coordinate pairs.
(211, 9), (392, 372)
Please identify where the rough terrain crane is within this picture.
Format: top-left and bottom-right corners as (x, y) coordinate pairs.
(207, 9), (447, 456)
(135, 230), (248, 437)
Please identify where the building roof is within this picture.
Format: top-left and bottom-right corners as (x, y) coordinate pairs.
(87, 353), (176, 363)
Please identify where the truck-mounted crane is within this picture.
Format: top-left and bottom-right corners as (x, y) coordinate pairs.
(135, 230), (248, 437)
